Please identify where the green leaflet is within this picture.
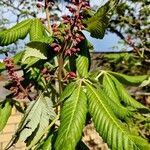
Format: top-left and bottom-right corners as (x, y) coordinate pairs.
(85, 82), (150, 150)
(40, 134), (53, 150)
(97, 87), (133, 120)
(22, 57), (40, 68)
(55, 83), (87, 150)
(76, 39), (90, 78)
(22, 42), (50, 67)
(22, 41), (55, 68)
(83, 2), (109, 39)
(22, 46), (47, 62)
(60, 82), (77, 101)
(102, 73), (120, 104)
(29, 19), (45, 41)
(83, 0), (119, 39)
(0, 19), (32, 46)
(131, 136), (150, 150)
(13, 93), (56, 143)
(139, 77), (150, 87)
(108, 71), (149, 85)
(0, 100), (12, 131)
(109, 74), (146, 109)
(13, 51), (24, 65)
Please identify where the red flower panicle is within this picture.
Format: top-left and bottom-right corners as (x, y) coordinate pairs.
(51, 0), (90, 56)
(3, 57), (26, 99)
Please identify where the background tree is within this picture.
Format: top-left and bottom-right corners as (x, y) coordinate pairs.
(0, 0), (149, 149)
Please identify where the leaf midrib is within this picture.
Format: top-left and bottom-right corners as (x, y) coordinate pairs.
(104, 74), (119, 101)
(64, 81), (82, 139)
(86, 82), (140, 150)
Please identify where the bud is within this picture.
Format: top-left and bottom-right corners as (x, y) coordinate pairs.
(67, 72), (76, 79)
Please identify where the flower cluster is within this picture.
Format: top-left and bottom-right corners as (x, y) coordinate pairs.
(51, 0), (90, 56)
(41, 67), (51, 81)
(3, 57), (25, 98)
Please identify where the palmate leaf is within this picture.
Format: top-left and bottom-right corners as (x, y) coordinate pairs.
(22, 45), (47, 63)
(55, 82), (87, 150)
(109, 74), (146, 109)
(0, 19), (32, 46)
(108, 71), (149, 85)
(76, 39), (90, 78)
(29, 19), (53, 43)
(85, 82), (150, 150)
(0, 100), (12, 131)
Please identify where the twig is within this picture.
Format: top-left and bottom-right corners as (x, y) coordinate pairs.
(1, 0), (35, 17)
(45, 0), (52, 34)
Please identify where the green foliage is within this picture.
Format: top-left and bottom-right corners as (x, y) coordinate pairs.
(0, 18), (52, 47)
(55, 81), (87, 150)
(60, 82), (77, 101)
(29, 19), (46, 41)
(22, 41), (54, 68)
(83, 0), (119, 39)
(0, 62), (5, 73)
(76, 39), (90, 77)
(7, 93), (56, 147)
(0, 1), (150, 150)
(102, 73), (120, 103)
(0, 100), (12, 131)
(108, 71), (149, 85)
(40, 134), (53, 150)
(0, 19), (32, 46)
(109, 74), (146, 109)
(85, 81), (150, 150)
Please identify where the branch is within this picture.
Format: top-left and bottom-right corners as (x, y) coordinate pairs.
(108, 26), (143, 57)
(45, 0), (52, 34)
(0, 0), (35, 17)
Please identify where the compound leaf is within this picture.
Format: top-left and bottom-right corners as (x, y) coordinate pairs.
(85, 82), (150, 150)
